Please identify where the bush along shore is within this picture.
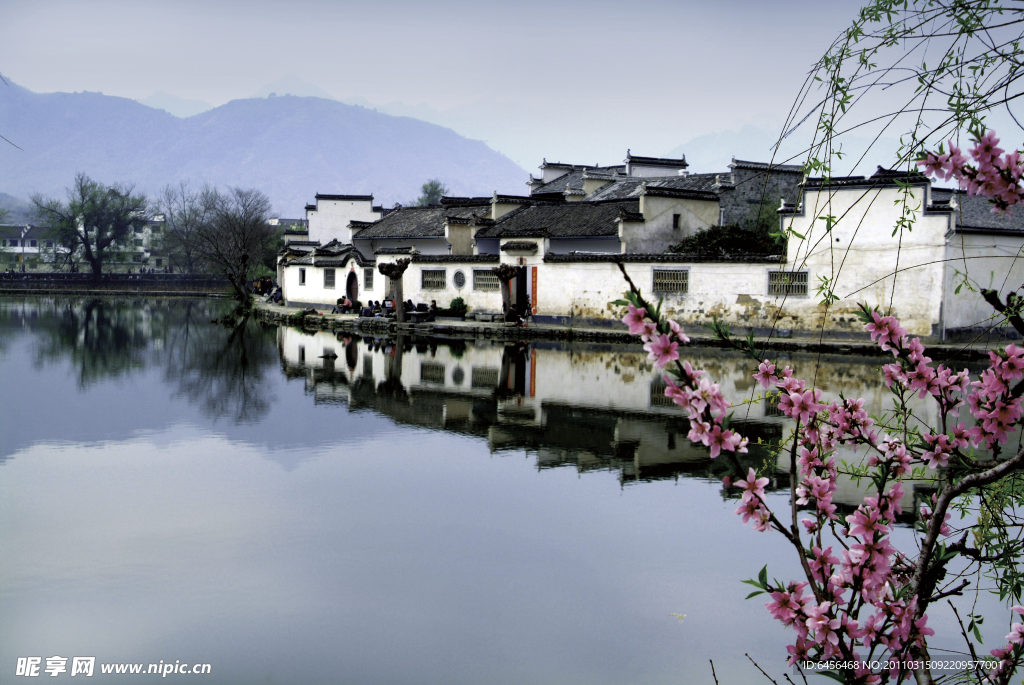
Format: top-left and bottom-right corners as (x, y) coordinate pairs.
(0, 272), (232, 296)
(252, 301), (997, 360)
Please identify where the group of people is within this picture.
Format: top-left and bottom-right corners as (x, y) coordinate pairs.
(251, 276), (276, 296)
(331, 297), (439, 320)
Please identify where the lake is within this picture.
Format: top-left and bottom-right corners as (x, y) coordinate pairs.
(0, 296), (1001, 684)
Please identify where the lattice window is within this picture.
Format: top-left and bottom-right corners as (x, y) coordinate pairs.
(471, 367), (499, 388)
(763, 392), (784, 417)
(420, 362), (446, 384)
(649, 377), (675, 407)
(299, 268), (306, 286)
(473, 269), (499, 291)
(324, 268), (336, 289)
(653, 269), (688, 294)
(421, 269), (446, 290)
(453, 270), (466, 288)
(767, 270), (808, 296)
(364, 267), (374, 290)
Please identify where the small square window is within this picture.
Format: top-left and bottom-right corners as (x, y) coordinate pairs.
(767, 271), (808, 297)
(653, 269), (688, 294)
(46, 241), (54, 248)
(299, 268), (306, 286)
(421, 269), (446, 290)
(473, 269), (499, 291)
(30, 239), (37, 247)
(9, 239), (17, 247)
(324, 268), (336, 289)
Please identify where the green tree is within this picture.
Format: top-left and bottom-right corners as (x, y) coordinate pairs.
(31, 173), (148, 278)
(415, 179), (449, 206)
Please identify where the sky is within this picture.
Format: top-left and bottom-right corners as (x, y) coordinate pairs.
(0, 0), (869, 171)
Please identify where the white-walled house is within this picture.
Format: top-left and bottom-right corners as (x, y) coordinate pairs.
(305, 194), (386, 246)
(278, 155), (1024, 341)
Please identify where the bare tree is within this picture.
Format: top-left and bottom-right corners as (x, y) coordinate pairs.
(193, 187), (275, 302)
(157, 181), (216, 273)
(32, 173), (148, 278)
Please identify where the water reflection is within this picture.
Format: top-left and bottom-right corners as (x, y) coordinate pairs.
(0, 297), (980, 507)
(0, 297), (1004, 684)
(0, 297), (278, 423)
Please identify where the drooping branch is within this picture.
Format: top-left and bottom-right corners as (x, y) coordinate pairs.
(981, 288), (1024, 337)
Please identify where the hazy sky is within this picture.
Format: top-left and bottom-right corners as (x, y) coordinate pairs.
(0, 0), (866, 169)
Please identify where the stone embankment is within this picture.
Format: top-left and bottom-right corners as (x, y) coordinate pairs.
(0, 273), (231, 296)
(254, 301), (999, 360)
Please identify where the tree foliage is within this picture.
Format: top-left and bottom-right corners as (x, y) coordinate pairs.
(669, 204), (786, 256)
(415, 179), (449, 207)
(31, 173), (148, 277)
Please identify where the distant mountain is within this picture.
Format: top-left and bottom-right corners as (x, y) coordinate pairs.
(137, 91), (214, 118)
(0, 192), (34, 224)
(251, 74), (336, 101)
(0, 78), (527, 215)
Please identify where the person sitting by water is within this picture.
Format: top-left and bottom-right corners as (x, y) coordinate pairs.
(404, 299), (414, 312)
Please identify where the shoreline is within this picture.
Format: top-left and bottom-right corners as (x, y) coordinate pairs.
(252, 301), (1003, 361)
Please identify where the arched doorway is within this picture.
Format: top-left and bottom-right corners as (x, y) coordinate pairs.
(346, 270), (358, 302)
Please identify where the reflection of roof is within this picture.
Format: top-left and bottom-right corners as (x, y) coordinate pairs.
(353, 204), (488, 240)
(475, 201), (640, 239)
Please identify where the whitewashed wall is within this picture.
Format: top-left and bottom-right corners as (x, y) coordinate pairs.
(943, 231), (1024, 335)
(783, 184), (950, 336)
(307, 199), (379, 246)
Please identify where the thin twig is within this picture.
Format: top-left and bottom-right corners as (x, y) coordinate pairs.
(710, 660), (720, 685)
(746, 653), (780, 685)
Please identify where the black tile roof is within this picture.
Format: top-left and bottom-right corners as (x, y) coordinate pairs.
(352, 204), (488, 240)
(543, 252), (782, 263)
(529, 165), (627, 197)
(625, 151), (688, 168)
(411, 254), (500, 263)
(315, 193), (374, 201)
(584, 173), (726, 202)
(500, 241), (538, 253)
(730, 159), (804, 173)
(474, 200), (641, 239)
(932, 189), (1024, 233)
(0, 225), (47, 240)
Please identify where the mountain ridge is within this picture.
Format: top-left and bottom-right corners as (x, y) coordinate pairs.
(0, 80), (527, 216)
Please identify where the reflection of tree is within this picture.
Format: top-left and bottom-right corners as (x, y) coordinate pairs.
(161, 307), (278, 423)
(5, 297), (278, 423)
(33, 299), (152, 387)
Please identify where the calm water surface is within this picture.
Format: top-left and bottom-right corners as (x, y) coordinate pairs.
(0, 297), (1001, 684)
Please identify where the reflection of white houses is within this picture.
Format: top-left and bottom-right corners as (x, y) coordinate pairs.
(278, 154), (1024, 340)
(274, 323), (935, 504)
